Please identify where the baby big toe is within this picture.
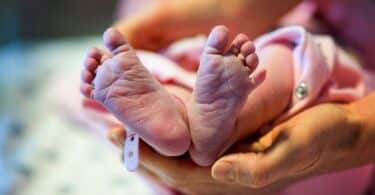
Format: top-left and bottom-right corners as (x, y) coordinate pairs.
(204, 25), (230, 55)
(103, 28), (131, 54)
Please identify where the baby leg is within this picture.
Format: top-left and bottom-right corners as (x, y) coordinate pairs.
(80, 28), (190, 156)
(188, 26), (266, 166)
(234, 43), (294, 146)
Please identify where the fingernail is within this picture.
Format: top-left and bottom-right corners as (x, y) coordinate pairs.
(212, 161), (235, 182)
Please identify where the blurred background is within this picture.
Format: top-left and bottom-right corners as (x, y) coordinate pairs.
(0, 0), (151, 194)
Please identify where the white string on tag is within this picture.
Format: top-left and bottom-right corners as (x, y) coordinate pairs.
(124, 130), (139, 171)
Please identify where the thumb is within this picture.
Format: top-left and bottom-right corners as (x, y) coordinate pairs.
(212, 126), (308, 188)
(211, 152), (286, 188)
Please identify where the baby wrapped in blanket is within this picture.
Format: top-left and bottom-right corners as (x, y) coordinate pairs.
(80, 25), (374, 167)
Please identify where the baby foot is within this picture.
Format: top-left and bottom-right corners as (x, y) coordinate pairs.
(188, 26), (266, 166)
(80, 28), (190, 156)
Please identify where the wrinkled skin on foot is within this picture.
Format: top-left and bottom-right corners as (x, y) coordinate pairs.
(80, 39), (297, 195)
(108, 125), (290, 195)
(82, 25), (268, 165)
(107, 100), (374, 194)
(81, 28), (190, 156)
(188, 26), (265, 166)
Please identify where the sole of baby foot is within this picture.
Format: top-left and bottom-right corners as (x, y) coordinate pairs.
(189, 25), (265, 166)
(88, 28), (190, 156)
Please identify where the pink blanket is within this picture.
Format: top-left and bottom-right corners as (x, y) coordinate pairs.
(80, 25), (374, 194)
(137, 26), (374, 195)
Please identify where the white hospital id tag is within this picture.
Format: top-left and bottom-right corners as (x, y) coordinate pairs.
(124, 130), (139, 171)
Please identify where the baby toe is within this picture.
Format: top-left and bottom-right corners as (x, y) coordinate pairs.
(81, 69), (95, 83)
(84, 57), (99, 72)
(80, 83), (94, 98)
(103, 28), (130, 53)
(245, 53), (259, 71)
(230, 33), (249, 54)
(240, 41), (256, 57)
(249, 69), (266, 87)
(87, 47), (103, 61)
(204, 25), (229, 55)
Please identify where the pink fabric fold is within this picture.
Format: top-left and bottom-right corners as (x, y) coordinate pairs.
(255, 26), (373, 121)
(134, 26), (375, 195)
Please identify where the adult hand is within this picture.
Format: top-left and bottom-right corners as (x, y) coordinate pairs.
(106, 92), (375, 194)
(114, 0), (300, 51)
(211, 103), (370, 188)
(108, 126), (290, 195)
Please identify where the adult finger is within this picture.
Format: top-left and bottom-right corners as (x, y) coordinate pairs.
(108, 125), (127, 148)
(212, 122), (321, 188)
